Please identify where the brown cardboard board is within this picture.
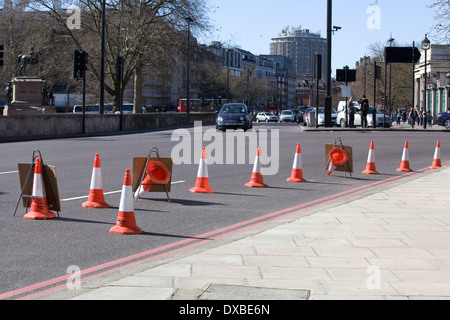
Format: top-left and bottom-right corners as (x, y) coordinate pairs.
(18, 163), (61, 211)
(132, 157), (173, 193)
(325, 144), (353, 173)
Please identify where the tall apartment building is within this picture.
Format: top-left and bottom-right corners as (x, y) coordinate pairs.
(270, 27), (328, 80)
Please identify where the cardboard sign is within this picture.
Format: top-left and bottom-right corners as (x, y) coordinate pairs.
(132, 157), (173, 193)
(18, 163), (61, 211)
(325, 144), (353, 173)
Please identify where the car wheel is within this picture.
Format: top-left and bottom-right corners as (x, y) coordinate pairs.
(256, 119), (260, 123)
(340, 119), (346, 128)
(445, 119), (450, 131)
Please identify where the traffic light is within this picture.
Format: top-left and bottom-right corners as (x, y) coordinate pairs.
(0, 44), (4, 67)
(73, 50), (88, 80)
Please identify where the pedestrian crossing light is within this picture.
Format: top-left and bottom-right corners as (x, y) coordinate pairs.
(73, 49), (88, 80)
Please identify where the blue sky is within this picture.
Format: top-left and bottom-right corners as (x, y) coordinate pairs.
(199, 0), (440, 76)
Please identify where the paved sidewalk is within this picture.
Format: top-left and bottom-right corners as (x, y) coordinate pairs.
(62, 166), (450, 300)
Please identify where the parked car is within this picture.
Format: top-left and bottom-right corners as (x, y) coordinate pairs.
(279, 110), (296, 122)
(216, 103), (252, 132)
(303, 107), (337, 126)
(434, 111), (450, 130)
(297, 106), (311, 123)
(336, 106), (392, 128)
(256, 112), (279, 123)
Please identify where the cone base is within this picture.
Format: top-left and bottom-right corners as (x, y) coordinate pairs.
(109, 225), (142, 235)
(24, 210), (56, 220)
(82, 201), (111, 208)
(396, 168), (413, 172)
(362, 169), (379, 174)
(189, 186), (215, 193)
(245, 181), (268, 188)
(286, 177), (307, 182)
(431, 161), (441, 169)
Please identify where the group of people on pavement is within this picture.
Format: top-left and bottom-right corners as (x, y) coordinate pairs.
(346, 95), (433, 128)
(391, 107), (433, 126)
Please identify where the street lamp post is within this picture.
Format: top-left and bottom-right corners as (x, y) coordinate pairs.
(422, 34), (431, 129)
(99, 0), (106, 115)
(324, 0), (332, 127)
(185, 16), (193, 114)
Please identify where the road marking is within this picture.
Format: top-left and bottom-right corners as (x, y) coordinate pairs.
(60, 180), (186, 202)
(0, 170), (19, 175)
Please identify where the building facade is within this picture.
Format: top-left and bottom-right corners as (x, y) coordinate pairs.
(414, 44), (450, 117)
(270, 27), (328, 80)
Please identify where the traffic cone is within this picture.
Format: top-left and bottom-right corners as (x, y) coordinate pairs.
(134, 161), (171, 198)
(24, 158), (56, 220)
(327, 163), (337, 176)
(362, 141), (379, 174)
(396, 140), (413, 172)
(287, 143), (307, 182)
(110, 169), (142, 235)
(82, 153), (110, 208)
(327, 147), (348, 176)
(431, 140), (441, 169)
(190, 147), (214, 193)
(245, 146), (268, 187)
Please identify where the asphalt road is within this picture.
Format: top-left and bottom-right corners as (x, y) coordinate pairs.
(0, 122), (448, 299)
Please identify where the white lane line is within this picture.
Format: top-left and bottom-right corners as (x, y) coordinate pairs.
(60, 180), (186, 202)
(0, 170), (19, 175)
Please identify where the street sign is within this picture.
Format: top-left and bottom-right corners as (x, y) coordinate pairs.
(376, 98), (383, 105)
(384, 46), (421, 64)
(336, 68), (356, 82)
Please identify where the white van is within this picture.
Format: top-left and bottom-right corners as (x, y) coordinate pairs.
(337, 100), (360, 112)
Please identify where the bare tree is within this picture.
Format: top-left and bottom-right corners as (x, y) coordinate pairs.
(428, 0), (450, 42)
(29, 0), (211, 112)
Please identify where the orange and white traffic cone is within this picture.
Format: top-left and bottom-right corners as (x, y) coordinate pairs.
(134, 161), (171, 199)
(110, 169), (142, 235)
(396, 140), (413, 172)
(190, 147), (214, 193)
(245, 146), (268, 187)
(431, 140), (441, 169)
(287, 143), (307, 182)
(82, 153), (110, 208)
(362, 141), (379, 174)
(24, 158), (56, 220)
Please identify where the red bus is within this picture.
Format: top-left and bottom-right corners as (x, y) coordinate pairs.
(266, 102), (280, 115)
(177, 98), (230, 112)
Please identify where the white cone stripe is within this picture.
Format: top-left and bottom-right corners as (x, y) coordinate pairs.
(32, 173), (44, 198)
(89, 167), (104, 190)
(119, 185), (134, 212)
(292, 153), (302, 169)
(196, 158), (209, 178)
(252, 155), (261, 173)
(134, 186), (146, 198)
(367, 149), (375, 163)
(434, 147), (441, 160)
(401, 148), (409, 161)
(328, 163), (336, 174)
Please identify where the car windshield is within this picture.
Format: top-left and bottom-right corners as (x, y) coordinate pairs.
(220, 104), (247, 114)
